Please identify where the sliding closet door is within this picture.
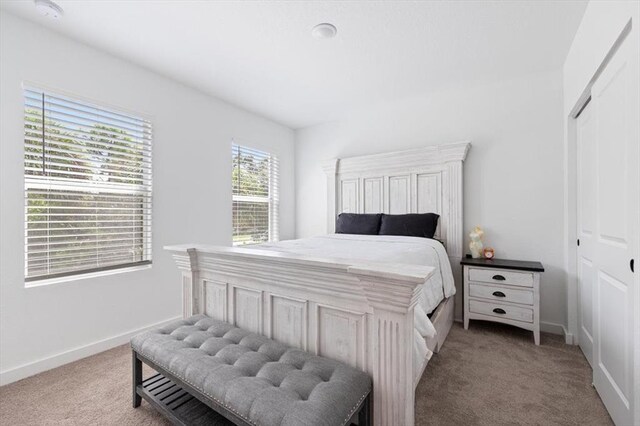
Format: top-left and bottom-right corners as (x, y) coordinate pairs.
(576, 102), (595, 367)
(590, 33), (638, 426)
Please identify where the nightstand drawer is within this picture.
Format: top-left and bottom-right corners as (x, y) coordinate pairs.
(469, 283), (533, 305)
(469, 299), (533, 323)
(468, 267), (533, 288)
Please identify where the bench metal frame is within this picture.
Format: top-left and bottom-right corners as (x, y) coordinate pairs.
(133, 349), (372, 426)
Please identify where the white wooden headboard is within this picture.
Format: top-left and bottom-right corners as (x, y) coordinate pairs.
(322, 141), (471, 262)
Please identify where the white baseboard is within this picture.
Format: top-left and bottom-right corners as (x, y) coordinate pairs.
(564, 332), (575, 345)
(540, 321), (574, 344)
(0, 316), (181, 387)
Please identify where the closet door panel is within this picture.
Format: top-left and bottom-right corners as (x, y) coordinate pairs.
(597, 63), (629, 247)
(590, 33), (637, 426)
(576, 102), (596, 366)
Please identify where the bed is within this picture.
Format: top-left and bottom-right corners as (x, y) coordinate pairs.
(165, 141), (470, 426)
(253, 233), (456, 379)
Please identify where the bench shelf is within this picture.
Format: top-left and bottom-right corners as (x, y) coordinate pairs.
(138, 372), (231, 426)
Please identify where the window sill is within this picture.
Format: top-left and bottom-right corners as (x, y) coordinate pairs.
(24, 263), (152, 289)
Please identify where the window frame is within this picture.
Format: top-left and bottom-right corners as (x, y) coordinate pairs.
(232, 143), (279, 246)
(23, 86), (153, 284)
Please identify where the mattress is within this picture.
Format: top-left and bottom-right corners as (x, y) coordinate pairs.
(250, 234), (456, 376)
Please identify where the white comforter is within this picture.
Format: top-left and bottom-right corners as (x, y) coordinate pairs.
(251, 234), (455, 338)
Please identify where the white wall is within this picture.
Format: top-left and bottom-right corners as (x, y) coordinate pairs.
(295, 70), (567, 330)
(0, 12), (295, 384)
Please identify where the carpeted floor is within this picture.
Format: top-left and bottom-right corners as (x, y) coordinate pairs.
(416, 322), (612, 425)
(0, 322), (612, 426)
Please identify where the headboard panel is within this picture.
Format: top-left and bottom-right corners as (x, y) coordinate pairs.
(322, 141), (470, 261)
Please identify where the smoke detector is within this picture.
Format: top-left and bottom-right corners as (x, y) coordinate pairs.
(34, 0), (64, 19)
(312, 23), (337, 40)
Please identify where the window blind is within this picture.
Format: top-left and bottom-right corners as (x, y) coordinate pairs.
(232, 144), (279, 245)
(24, 88), (152, 282)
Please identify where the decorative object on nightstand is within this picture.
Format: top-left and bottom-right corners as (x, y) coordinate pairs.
(483, 247), (495, 259)
(468, 226), (484, 258)
(461, 257), (544, 345)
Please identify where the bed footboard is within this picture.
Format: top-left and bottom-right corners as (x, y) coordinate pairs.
(165, 244), (434, 426)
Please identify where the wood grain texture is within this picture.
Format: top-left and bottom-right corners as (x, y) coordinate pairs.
(464, 264), (541, 345)
(468, 267), (534, 288)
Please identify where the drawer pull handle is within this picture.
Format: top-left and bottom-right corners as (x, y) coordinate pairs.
(493, 308), (506, 315)
(492, 291), (506, 298)
(492, 274), (506, 281)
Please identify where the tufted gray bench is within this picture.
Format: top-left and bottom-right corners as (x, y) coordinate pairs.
(131, 315), (372, 426)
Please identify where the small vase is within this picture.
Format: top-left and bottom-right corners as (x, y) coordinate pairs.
(470, 240), (484, 259)
(469, 226), (485, 259)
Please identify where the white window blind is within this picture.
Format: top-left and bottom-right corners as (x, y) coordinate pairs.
(232, 143), (279, 245)
(24, 88), (152, 282)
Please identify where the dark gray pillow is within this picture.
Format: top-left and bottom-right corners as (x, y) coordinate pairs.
(335, 213), (382, 235)
(379, 213), (439, 238)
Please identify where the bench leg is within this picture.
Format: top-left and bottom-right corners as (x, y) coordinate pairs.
(132, 351), (142, 408)
(358, 393), (372, 426)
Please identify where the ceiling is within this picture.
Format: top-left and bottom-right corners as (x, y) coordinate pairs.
(1, 0), (588, 129)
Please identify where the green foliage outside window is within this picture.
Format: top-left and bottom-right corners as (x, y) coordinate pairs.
(24, 97), (151, 280)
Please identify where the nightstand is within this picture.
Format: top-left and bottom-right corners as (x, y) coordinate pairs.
(461, 257), (544, 345)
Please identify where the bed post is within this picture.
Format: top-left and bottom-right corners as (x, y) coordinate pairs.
(349, 264), (427, 426)
(322, 159), (339, 234)
(172, 248), (201, 318)
(445, 159), (465, 262)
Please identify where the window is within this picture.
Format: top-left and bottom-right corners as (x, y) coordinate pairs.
(24, 88), (152, 282)
(232, 143), (279, 245)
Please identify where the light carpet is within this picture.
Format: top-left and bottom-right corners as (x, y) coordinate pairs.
(0, 322), (612, 425)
